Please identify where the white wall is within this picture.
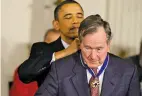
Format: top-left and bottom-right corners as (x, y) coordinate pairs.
(0, 0), (2, 95)
(77, 0), (107, 19)
(107, 0), (142, 56)
(1, 0), (56, 95)
(1, 0), (32, 95)
(29, 0), (56, 43)
(1, 0), (142, 95)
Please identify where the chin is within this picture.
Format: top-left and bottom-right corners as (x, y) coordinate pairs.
(88, 63), (101, 68)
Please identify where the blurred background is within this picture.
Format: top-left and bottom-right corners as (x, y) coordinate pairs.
(1, 0), (142, 95)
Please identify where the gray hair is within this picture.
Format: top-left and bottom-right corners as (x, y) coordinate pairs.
(78, 14), (112, 43)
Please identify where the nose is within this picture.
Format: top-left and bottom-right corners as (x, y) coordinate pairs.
(72, 17), (79, 24)
(90, 50), (99, 60)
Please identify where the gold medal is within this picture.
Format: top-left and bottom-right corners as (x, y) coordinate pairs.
(90, 79), (100, 88)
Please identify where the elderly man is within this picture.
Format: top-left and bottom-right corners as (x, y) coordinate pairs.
(35, 14), (140, 96)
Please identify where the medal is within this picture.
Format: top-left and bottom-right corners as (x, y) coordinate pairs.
(90, 78), (100, 88)
(80, 53), (109, 89)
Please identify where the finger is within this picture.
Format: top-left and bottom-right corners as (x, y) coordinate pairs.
(75, 38), (80, 44)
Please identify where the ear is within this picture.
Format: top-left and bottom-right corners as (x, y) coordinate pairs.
(53, 20), (60, 30)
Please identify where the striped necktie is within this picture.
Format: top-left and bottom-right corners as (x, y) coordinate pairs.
(89, 68), (99, 96)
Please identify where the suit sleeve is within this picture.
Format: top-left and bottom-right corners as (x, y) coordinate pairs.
(35, 62), (58, 96)
(18, 42), (53, 83)
(127, 65), (141, 96)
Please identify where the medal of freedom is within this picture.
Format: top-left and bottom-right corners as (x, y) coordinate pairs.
(90, 79), (100, 88)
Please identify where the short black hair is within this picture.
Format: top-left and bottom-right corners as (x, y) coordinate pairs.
(78, 14), (112, 43)
(54, 0), (83, 20)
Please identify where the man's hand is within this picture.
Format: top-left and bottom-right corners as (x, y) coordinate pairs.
(55, 38), (80, 60)
(66, 38), (80, 54)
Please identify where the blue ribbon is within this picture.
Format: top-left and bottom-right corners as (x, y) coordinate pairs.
(87, 54), (109, 78)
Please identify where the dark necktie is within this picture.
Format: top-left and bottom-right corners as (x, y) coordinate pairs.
(89, 68), (99, 96)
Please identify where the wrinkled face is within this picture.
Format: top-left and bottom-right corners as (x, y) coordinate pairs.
(80, 27), (110, 68)
(55, 3), (84, 40)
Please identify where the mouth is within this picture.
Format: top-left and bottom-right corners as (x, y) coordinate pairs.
(90, 61), (99, 64)
(70, 27), (79, 32)
(88, 60), (101, 64)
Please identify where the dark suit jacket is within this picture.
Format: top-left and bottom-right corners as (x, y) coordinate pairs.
(128, 55), (142, 82)
(18, 37), (65, 86)
(35, 52), (141, 96)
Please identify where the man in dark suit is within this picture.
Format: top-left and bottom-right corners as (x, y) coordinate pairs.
(127, 40), (142, 93)
(128, 40), (142, 82)
(18, 0), (84, 86)
(35, 14), (141, 96)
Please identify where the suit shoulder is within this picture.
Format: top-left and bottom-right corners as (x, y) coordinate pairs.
(108, 54), (136, 78)
(51, 53), (78, 78)
(31, 42), (53, 51)
(55, 54), (75, 65)
(109, 53), (135, 69)
(53, 53), (77, 69)
(30, 42), (53, 57)
(32, 42), (48, 47)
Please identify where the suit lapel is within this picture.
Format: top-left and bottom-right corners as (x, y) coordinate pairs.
(101, 54), (122, 96)
(70, 53), (90, 96)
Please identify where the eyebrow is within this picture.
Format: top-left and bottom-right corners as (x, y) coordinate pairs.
(63, 12), (84, 18)
(77, 12), (84, 16)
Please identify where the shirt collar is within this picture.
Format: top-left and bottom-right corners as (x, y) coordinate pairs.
(61, 39), (69, 48)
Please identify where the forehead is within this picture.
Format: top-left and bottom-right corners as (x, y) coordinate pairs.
(58, 3), (83, 16)
(82, 27), (107, 45)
